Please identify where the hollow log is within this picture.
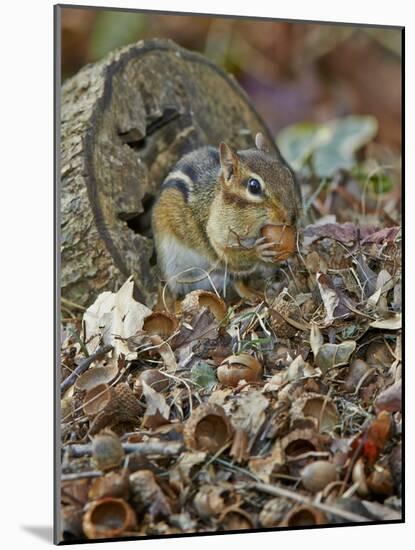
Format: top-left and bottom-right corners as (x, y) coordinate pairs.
(60, 38), (280, 308)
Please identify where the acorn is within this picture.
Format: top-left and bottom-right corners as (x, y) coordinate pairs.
(184, 403), (233, 454)
(280, 504), (326, 527)
(261, 224), (296, 263)
(300, 460), (338, 493)
(217, 353), (262, 387)
(82, 497), (136, 539)
(181, 290), (227, 321)
(91, 429), (125, 472)
(133, 369), (170, 398)
(142, 311), (178, 340)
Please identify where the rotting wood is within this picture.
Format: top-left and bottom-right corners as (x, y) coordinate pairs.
(60, 38), (279, 308)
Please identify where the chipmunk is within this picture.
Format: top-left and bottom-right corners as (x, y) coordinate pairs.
(151, 133), (299, 300)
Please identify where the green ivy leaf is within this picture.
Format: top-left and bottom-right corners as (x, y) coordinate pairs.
(315, 340), (356, 374)
(191, 362), (217, 391)
(277, 116), (378, 177)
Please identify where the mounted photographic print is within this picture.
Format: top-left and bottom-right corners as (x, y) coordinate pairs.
(55, 3), (403, 544)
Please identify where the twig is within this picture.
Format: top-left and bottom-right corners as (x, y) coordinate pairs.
(61, 296), (87, 312)
(253, 482), (370, 523)
(61, 471), (102, 481)
(214, 457), (261, 481)
(66, 440), (183, 458)
(60, 344), (113, 395)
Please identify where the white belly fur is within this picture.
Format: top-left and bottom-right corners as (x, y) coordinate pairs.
(158, 236), (226, 295)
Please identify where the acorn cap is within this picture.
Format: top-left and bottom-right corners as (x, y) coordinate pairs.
(181, 290), (227, 321)
(82, 497), (136, 539)
(269, 298), (299, 338)
(133, 369), (170, 398)
(280, 504), (326, 527)
(76, 365), (118, 392)
(291, 392), (339, 433)
(88, 383), (141, 436)
(142, 311), (179, 340)
(281, 428), (321, 459)
(218, 507), (255, 530)
(183, 403), (233, 454)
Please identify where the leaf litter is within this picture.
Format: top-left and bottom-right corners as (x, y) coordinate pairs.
(60, 121), (402, 540)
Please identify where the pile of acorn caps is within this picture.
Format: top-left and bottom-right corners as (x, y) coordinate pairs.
(60, 283), (401, 539)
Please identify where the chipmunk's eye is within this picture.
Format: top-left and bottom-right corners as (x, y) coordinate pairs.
(247, 178), (262, 195)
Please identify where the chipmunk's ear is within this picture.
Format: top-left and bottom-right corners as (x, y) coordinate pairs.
(255, 132), (271, 153)
(219, 142), (238, 182)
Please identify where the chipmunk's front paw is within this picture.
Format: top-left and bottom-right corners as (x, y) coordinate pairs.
(254, 237), (277, 263)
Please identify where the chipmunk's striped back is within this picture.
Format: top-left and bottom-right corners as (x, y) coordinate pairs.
(160, 146), (220, 203)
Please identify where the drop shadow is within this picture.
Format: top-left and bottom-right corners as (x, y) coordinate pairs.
(21, 525), (53, 543)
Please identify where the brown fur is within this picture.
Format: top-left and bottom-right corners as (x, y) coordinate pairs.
(152, 134), (299, 296)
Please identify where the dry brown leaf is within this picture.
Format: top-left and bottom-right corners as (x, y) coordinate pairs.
(370, 314), (402, 330)
(375, 379), (402, 413)
(231, 389), (268, 436)
(141, 380), (170, 421)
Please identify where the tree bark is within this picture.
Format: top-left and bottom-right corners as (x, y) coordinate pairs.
(60, 38), (279, 308)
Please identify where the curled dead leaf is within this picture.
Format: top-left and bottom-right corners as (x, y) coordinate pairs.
(141, 380), (170, 429)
